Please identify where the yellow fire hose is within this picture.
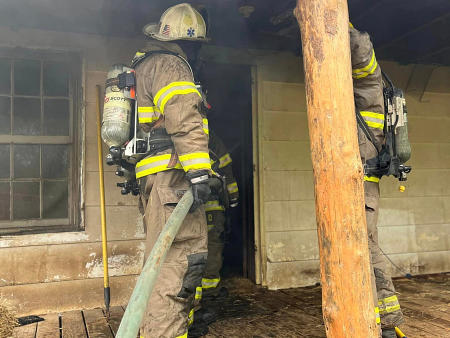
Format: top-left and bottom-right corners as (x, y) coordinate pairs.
(96, 85), (110, 315)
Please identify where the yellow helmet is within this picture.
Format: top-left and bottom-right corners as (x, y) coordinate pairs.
(143, 3), (207, 42)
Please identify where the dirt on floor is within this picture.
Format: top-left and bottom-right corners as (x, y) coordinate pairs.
(205, 274), (450, 338)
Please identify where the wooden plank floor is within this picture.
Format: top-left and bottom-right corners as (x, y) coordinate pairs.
(12, 273), (450, 337)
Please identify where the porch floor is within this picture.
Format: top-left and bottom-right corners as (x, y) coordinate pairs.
(12, 273), (450, 337)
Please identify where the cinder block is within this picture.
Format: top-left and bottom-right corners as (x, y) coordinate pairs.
(0, 240), (144, 286)
(264, 200), (316, 232)
(415, 223), (450, 252)
(84, 205), (144, 241)
(424, 67), (450, 94)
(266, 230), (319, 263)
(266, 260), (320, 290)
(378, 198), (413, 227)
(263, 170), (314, 202)
(263, 111), (309, 142)
(409, 143), (450, 169)
(382, 253), (419, 277)
(378, 225), (417, 254)
(417, 251), (450, 274)
(85, 171), (138, 206)
(263, 141), (312, 171)
(263, 81), (307, 112)
(85, 71), (107, 104)
(408, 116), (450, 143)
(410, 196), (445, 225)
(85, 142), (115, 172)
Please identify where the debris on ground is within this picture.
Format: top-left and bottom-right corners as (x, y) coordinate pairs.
(0, 299), (18, 337)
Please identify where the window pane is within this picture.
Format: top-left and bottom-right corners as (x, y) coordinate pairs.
(0, 144), (10, 178)
(14, 59), (40, 96)
(0, 59), (11, 94)
(14, 144), (40, 178)
(44, 61), (69, 97)
(43, 180), (68, 219)
(42, 144), (68, 178)
(13, 98), (41, 135)
(0, 182), (10, 220)
(43, 99), (69, 136)
(13, 181), (40, 219)
(0, 97), (10, 134)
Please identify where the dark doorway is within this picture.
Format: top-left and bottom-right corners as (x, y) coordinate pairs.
(198, 62), (255, 280)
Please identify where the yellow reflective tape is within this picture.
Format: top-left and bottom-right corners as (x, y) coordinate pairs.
(154, 81), (196, 105)
(374, 306), (381, 324)
(364, 175), (380, 183)
(365, 120), (384, 130)
(205, 200), (225, 212)
(135, 52), (145, 57)
(195, 286), (202, 300)
(188, 308), (194, 324)
(136, 154), (172, 168)
(138, 116), (160, 123)
(208, 224), (215, 230)
(219, 153), (232, 168)
(360, 111), (384, 120)
(353, 50), (376, 74)
(136, 163), (182, 178)
(179, 152), (211, 171)
(138, 106), (157, 113)
(379, 304), (401, 314)
(176, 332), (188, 338)
(183, 162), (211, 172)
(227, 182), (239, 194)
(160, 88), (200, 113)
(203, 118), (209, 135)
(202, 277), (220, 289)
(353, 60), (378, 79)
(153, 81), (200, 113)
(349, 22), (354, 28)
(381, 295), (399, 304)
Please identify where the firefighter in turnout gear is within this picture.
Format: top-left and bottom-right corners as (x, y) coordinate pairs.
(134, 4), (211, 337)
(189, 130), (239, 336)
(350, 24), (404, 338)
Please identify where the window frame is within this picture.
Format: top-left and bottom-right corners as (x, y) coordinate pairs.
(0, 47), (82, 235)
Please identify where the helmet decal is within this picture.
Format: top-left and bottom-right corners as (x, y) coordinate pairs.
(162, 24), (171, 36)
(187, 27), (195, 37)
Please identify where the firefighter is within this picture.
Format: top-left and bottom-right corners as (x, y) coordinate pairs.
(134, 4), (211, 337)
(350, 24), (404, 338)
(189, 130), (239, 336)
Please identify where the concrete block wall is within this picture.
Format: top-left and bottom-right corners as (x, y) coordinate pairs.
(0, 27), (146, 315)
(256, 55), (450, 289)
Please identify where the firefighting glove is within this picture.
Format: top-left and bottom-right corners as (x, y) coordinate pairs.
(186, 170), (211, 213)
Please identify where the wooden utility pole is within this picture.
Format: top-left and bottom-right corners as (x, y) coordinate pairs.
(294, 1), (378, 337)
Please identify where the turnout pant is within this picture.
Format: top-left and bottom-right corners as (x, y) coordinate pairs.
(365, 182), (404, 329)
(202, 210), (226, 297)
(139, 170), (208, 338)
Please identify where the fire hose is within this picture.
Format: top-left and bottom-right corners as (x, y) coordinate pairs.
(116, 189), (194, 338)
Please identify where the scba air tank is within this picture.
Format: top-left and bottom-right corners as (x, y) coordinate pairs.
(101, 64), (134, 148)
(393, 91), (411, 164)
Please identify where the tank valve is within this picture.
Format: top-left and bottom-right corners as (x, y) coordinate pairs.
(399, 185), (406, 192)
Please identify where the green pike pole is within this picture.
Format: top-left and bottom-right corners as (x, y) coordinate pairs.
(116, 189), (194, 338)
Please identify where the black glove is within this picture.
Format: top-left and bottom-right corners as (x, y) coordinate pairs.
(186, 170), (211, 213)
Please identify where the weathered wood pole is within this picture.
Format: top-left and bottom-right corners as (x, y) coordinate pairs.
(294, 1), (378, 337)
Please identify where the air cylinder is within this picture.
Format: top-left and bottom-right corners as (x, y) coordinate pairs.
(101, 64), (133, 148)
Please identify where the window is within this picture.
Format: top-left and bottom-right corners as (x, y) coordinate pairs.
(0, 48), (81, 234)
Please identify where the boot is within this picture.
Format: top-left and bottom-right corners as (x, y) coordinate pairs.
(381, 328), (397, 338)
(195, 308), (218, 325)
(188, 322), (208, 338)
(203, 286), (229, 301)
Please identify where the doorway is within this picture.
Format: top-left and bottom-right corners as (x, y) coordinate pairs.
(198, 62), (255, 280)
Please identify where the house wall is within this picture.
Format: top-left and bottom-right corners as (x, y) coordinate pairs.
(256, 53), (450, 289)
(0, 27), (146, 315)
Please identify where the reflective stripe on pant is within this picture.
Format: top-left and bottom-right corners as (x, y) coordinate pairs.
(139, 170), (208, 338)
(365, 181), (403, 329)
